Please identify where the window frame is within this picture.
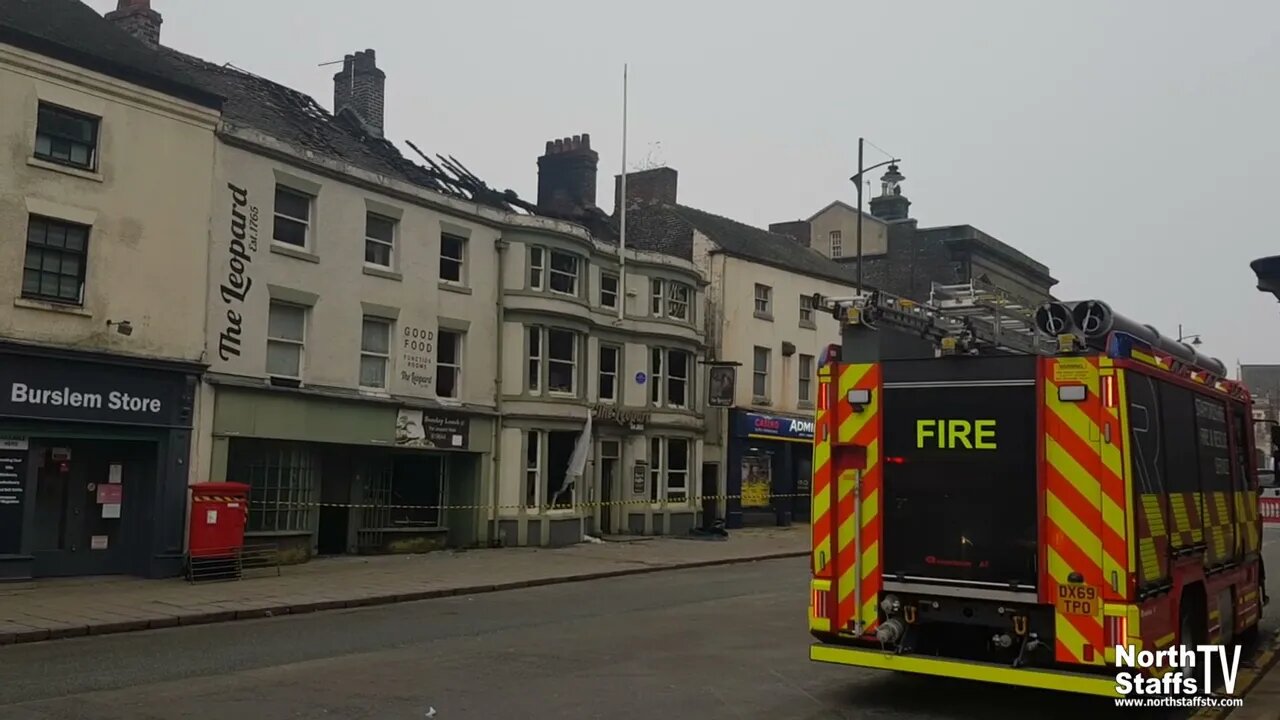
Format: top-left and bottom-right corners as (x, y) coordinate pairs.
(529, 246), (545, 290)
(598, 343), (621, 403)
(272, 184), (313, 249)
(546, 328), (579, 396)
(548, 249), (580, 296)
(830, 230), (843, 258)
(798, 353), (815, 404)
(600, 272), (619, 309)
(525, 430), (542, 508)
(667, 281), (691, 321)
(754, 283), (773, 318)
(527, 325), (542, 393)
(359, 316), (392, 390)
(799, 294), (815, 327)
(21, 215), (90, 306)
(435, 328), (463, 399)
(650, 277), (665, 317)
(666, 349), (690, 409)
(266, 300), (307, 380)
(753, 345), (770, 401)
(650, 347), (664, 405)
(34, 102), (100, 171)
(666, 438), (690, 502)
(363, 212), (396, 269)
(439, 232), (466, 284)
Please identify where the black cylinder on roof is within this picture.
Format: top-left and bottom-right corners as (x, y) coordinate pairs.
(1069, 300), (1227, 376)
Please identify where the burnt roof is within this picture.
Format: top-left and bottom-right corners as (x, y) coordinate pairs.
(0, 0), (221, 108)
(151, 47), (525, 212)
(623, 203), (857, 286)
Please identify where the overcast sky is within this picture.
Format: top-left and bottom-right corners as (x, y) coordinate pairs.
(86, 0), (1280, 370)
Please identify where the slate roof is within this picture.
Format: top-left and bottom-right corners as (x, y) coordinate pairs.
(0, 0), (221, 108)
(624, 203), (858, 286)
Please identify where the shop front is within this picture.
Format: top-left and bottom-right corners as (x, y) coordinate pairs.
(207, 382), (491, 564)
(726, 409), (814, 528)
(0, 344), (199, 580)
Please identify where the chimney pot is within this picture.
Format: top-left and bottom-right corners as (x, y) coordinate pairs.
(332, 47), (387, 138)
(105, 0), (162, 45)
(581, 133), (591, 149)
(614, 167), (679, 213)
(537, 132), (600, 217)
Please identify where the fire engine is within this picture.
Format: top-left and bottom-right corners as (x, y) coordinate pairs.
(807, 282), (1268, 696)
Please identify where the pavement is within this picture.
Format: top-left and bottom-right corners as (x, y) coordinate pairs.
(0, 557), (1178, 720)
(1224, 524), (1280, 720)
(0, 525), (808, 646)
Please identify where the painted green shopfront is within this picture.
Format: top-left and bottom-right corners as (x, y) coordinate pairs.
(205, 382), (493, 563)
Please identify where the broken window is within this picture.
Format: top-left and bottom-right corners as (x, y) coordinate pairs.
(549, 250), (580, 295)
(273, 185), (311, 248)
(547, 328), (577, 394)
(545, 430), (579, 508)
(440, 233), (465, 283)
(436, 329), (462, 399)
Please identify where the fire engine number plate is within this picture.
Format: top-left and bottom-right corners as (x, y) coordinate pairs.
(1055, 582), (1100, 616)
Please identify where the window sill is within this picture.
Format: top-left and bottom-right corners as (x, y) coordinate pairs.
(754, 312), (774, 322)
(799, 320), (817, 330)
(752, 397), (772, 406)
(27, 156), (103, 182)
(270, 243), (320, 263)
(439, 282), (472, 295)
(14, 297), (91, 317)
(363, 265), (402, 281)
(798, 401), (815, 410)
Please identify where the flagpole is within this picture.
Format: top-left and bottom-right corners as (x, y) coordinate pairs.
(618, 63), (628, 322)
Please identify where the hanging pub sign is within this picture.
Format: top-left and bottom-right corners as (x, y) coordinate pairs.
(708, 365), (736, 408)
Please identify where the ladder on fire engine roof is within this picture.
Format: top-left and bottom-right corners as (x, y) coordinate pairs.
(841, 280), (1056, 356)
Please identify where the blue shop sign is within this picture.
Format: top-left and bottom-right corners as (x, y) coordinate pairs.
(735, 411), (815, 443)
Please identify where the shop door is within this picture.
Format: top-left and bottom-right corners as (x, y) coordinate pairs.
(598, 441), (621, 535)
(30, 440), (151, 577)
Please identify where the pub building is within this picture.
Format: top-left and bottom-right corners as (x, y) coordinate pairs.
(202, 380), (491, 565)
(0, 343), (199, 580)
(725, 409), (815, 528)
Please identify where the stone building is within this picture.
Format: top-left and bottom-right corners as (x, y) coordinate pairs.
(0, 0), (221, 579)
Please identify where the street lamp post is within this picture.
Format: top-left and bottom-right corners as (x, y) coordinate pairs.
(849, 137), (901, 294)
(1177, 324), (1203, 346)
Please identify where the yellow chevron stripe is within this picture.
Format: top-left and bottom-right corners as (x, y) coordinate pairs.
(861, 540), (879, 580)
(837, 362), (871, 399)
(860, 487), (879, 530)
(1046, 492), (1102, 565)
(1045, 382), (1100, 446)
(860, 595), (878, 629)
(838, 395), (878, 444)
(1045, 436), (1101, 516)
(1102, 494), (1125, 548)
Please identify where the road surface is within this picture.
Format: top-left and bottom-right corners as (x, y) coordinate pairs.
(0, 529), (1276, 720)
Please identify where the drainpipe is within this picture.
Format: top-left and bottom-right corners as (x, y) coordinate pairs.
(490, 236), (509, 546)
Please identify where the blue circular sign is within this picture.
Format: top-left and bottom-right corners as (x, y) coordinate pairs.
(635, 372), (647, 384)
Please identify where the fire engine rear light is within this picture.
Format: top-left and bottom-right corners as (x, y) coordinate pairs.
(812, 589), (830, 618)
(1101, 375), (1117, 408)
(1105, 615), (1127, 648)
(1058, 385), (1087, 402)
(847, 389), (872, 406)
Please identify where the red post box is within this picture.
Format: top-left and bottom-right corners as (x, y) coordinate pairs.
(188, 482), (249, 558)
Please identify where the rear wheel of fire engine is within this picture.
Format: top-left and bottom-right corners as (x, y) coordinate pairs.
(1180, 596), (1210, 694)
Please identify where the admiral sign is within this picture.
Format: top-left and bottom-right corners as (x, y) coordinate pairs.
(734, 411), (814, 442)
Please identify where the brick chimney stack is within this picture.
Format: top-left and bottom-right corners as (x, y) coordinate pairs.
(536, 134), (599, 217)
(613, 167), (678, 213)
(333, 50), (386, 138)
(105, 0), (162, 46)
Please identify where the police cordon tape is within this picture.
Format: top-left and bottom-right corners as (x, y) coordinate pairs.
(247, 493), (811, 513)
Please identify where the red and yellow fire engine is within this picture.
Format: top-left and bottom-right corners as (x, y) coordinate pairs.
(807, 286), (1267, 696)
